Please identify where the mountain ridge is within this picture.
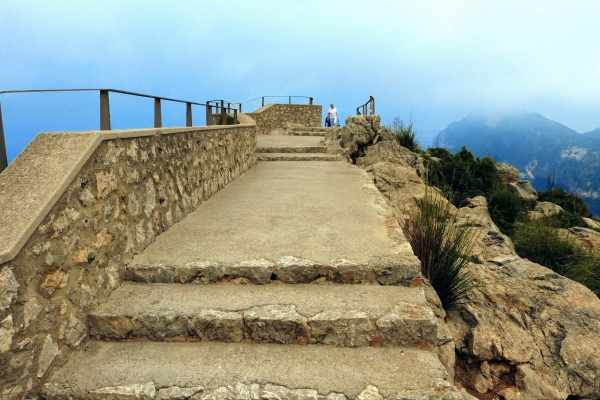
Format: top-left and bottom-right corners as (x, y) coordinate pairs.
(432, 111), (600, 205)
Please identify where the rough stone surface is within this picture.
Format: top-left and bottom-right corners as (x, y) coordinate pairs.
(508, 180), (538, 202)
(584, 217), (600, 230)
(495, 163), (521, 184)
(0, 125), (256, 395)
(528, 201), (563, 219)
(88, 282), (437, 348)
(89, 381), (157, 400)
(276, 256), (323, 283)
(39, 341), (454, 399)
(323, 116), (417, 169)
(246, 104), (322, 135)
(564, 226), (600, 255)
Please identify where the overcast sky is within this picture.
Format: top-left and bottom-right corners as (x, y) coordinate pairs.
(1, 0), (599, 160)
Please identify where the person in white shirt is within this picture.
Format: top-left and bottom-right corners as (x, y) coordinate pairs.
(327, 104), (339, 127)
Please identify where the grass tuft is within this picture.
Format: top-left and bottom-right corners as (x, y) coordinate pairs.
(402, 190), (478, 309)
(389, 116), (421, 153)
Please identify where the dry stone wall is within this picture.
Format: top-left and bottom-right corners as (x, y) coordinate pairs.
(246, 104), (322, 134)
(0, 125), (256, 398)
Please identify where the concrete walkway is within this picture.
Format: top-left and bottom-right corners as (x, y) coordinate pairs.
(257, 134), (324, 148)
(130, 161), (410, 268)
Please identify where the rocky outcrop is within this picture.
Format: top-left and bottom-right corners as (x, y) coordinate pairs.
(495, 162), (521, 184)
(509, 180), (538, 202)
(338, 116), (600, 399)
(529, 201), (564, 220)
(324, 116), (417, 170)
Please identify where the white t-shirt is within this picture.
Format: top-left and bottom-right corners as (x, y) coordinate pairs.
(327, 108), (338, 119)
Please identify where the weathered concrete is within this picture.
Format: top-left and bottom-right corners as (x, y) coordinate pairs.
(40, 341), (459, 399)
(88, 282), (438, 347)
(128, 162), (418, 278)
(0, 124), (257, 396)
(257, 134), (324, 149)
(258, 153), (343, 161)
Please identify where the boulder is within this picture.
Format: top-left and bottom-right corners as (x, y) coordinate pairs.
(528, 201), (564, 220)
(495, 163), (521, 184)
(509, 180), (538, 202)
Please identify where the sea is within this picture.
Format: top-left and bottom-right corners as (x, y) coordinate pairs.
(529, 178), (600, 218)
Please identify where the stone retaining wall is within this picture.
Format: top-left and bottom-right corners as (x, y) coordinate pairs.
(0, 124), (256, 397)
(246, 104), (322, 134)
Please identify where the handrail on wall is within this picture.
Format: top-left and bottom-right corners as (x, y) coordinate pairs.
(205, 99), (239, 126)
(0, 89), (238, 173)
(239, 95), (314, 112)
(356, 96), (375, 116)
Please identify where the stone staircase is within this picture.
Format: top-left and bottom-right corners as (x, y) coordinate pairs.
(40, 140), (465, 400)
(288, 127), (332, 136)
(257, 135), (341, 161)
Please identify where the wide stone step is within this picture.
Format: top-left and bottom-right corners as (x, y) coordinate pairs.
(40, 341), (463, 400)
(124, 162), (421, 286)
(258, 153), (343, 161)
(257, 146), (326, 154)
(288, 127), (337, 136)
(88, 282), (437, 348)
(123, 254), (421, 287)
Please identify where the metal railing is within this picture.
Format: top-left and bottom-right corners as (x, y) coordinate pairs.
(0, 89), (237, 173)
(356, 96), (375, 116)
(205, 99), (239, 126)
(239, 95), (313, 113)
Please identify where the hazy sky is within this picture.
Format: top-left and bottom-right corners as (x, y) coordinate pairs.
(1, 0), (600, 160)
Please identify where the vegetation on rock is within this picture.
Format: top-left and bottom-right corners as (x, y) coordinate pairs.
(388, 116), (421, 153)
(402, 190), (477, 310)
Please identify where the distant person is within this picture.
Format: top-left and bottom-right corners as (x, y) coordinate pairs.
(327, 104), (339, 127)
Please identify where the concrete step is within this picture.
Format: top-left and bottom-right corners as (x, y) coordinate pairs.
(288, 127), (339, 136)
(123, 254), (421, 287)
(257, 146), (326, 154)
(258, 153), (343, 161)
(88, 282), (437, 348)
(123, 162), (421, 286)
(40, 341), (462, 400)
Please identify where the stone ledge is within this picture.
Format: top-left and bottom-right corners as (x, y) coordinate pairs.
(88, 283), (438, 347)
(39, 341), (459, 399)
(123, 255), (421, 286)
(0, 123), (256, 265)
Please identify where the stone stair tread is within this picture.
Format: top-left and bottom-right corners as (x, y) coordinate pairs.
(88, 282), (437, 346)
(257, 134), (325, 148)
(41, 341), (458, 400)
(127, 162), (417, 278)
(257, 147), (326, 154)
(258, 153), (342, 161)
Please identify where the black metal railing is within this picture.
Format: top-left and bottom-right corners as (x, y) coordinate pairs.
(356, 96), (375, 116)
(0, 89), (238, 173)
(205, 99), (239, 126)
(239, 95), (313, 113)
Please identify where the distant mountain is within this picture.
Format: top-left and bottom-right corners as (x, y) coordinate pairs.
(432, 112), (600, 202)
(583, 127), (600, 142)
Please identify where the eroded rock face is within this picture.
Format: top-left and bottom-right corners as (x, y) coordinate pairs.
(508, 180), (538, 203)
(529, 201), (564, 219)
(447, 198), (600, 399)
(324, 115), (417, 169)
(364, 155), (600, 398)
(495, 163), (521, 184)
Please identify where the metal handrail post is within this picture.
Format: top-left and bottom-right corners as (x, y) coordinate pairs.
(205, 102), (212, 126)
(154, 98), (162, 128)
(220, 100), (226, 125)
(186, 102), (192, 127)
(100, 90), (111, 130)
(0, 101), (7, 172)
(309, 97), (313, 105)
(289, 96), (291, 104)
(239, 103), (242, 113)
(261, 97), (264, 107)
(370, 96), (375, 115)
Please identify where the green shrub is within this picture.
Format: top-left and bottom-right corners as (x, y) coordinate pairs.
(488, 185), (526, 235)
(538, 188), (593, 218)
(389, 116), (421, 153)
(541, 210), (586, 229)
(402, 191), (478, 309)
(424, 147), (502, 206)
(512, 219), (600, 296)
